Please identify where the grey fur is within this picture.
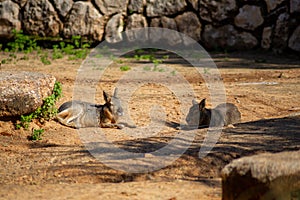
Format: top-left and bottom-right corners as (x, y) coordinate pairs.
(186, 98), (241, 128)
(56, 88), (124, 129)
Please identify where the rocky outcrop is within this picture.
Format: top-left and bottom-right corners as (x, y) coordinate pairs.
(0, 72), (56, 117)
(234, 5), (264, 31)
(0, 0), (21, 38)
(0, 0), (298, 53)
(221, 151), (300, 200)
(22, 0), (62, 37)
(203, 25), (258, 50)
(63, 1), (106, 41)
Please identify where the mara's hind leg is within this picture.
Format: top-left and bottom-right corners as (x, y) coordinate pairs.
(57, 109), (81, 128)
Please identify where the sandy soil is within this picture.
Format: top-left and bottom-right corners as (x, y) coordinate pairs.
(0, 49), (299, 200)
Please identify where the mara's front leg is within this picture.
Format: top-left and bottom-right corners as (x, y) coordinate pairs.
(100, 122), (124, 129)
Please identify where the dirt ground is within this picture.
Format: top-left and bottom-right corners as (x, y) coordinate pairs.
(0, 49), (299, 200)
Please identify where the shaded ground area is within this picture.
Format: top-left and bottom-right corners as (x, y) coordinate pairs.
(0, 50), (299, 199)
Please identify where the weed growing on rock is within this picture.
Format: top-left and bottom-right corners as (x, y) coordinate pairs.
(15, 81), (62, 130)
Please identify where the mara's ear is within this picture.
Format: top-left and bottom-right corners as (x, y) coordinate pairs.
(199, 98), (206, 110)
(103, 91), (111, 103)
(192, 99), (198, 105)
(113, 87), (118, 97)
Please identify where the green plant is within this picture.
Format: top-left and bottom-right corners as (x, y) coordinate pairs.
(7, 30), (37, 53)
(120, 65), (131, 71)
(15, 81), (62, 129)
(29, 128), (44, 140)
(40, 53), (51, 65)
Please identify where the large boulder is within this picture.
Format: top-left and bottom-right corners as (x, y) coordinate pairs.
(105, 13), (124, 43)
(288, 25), (300, 52)
(63, 1), (106, 41)
(94, 0), (128, 15)
(175, 12), (201, 45)
(203, 24), (258, 50)
(261, 27), (272, 49)
(222, 151), (300, 200)
(125, 13), (148, 42)
(273, 13), (290, 53)
(128, 0), (145, 13)
(290, 0), (300, 13)
(234, 5), (264, 31)
(0, 72), (56, 118)
(264, 0), (285, 12)
(146, 0), (187, 17)
(199, 0), (236, 22)
(149, 17), (182, 46)
(22, 0), (62, 37)
(0, 0), (21, 38)
(52, 0), (73, 18)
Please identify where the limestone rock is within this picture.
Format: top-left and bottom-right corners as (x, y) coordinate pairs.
(273, 13), (290, 53)
(105, 13), (124, 43)
(199, 0), (236, 22)
(63, 1), (106, 41)
(203, 24), (258, 50)
(146, 0), (187, 17)
(261, 27), (272, 49)
(187, 0), (199, 10)
(23, 0), (62, 37)
(288, 25), (300, 52)
(0, 72), (56, 117)
(222, 151), (300, 200)
(126, 13), (148, 42)
(11, 0), (27, 8)
(94, 0), (128, 15)
(161, 16), (182, 46)
(52, 0), (73, 18)
(149, 17), (182, 46)
(234, 5), (264, 31)
(0, 0), (21, 38)
(175, 12), (201, 45)
(128, 0), (145, 13)
(290, 0), (300, 13)
(265, 0), (285, 12)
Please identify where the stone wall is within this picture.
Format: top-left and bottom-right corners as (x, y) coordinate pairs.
(0, 0), (299, 52)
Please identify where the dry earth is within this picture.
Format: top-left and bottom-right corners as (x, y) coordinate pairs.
(0, 49), (299, 200)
